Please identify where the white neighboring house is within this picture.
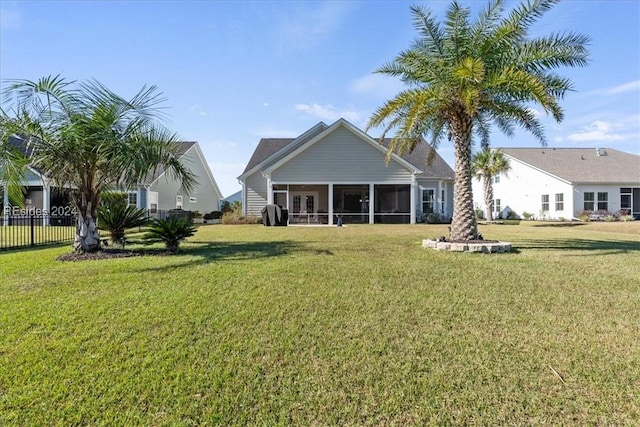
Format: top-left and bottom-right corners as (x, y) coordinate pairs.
(238, 118), (455, 225)
(472, 147), (640, 220)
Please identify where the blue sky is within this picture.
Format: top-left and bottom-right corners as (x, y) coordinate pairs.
(1, 0), (638, 197)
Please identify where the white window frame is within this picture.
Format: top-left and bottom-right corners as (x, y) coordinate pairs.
(176, 195), (183, 209)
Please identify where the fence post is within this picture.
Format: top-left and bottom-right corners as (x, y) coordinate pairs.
(30, 214), (35, 246)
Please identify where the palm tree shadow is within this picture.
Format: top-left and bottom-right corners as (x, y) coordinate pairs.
(136, 240), (305, 271)
(517, 238), (640, 255)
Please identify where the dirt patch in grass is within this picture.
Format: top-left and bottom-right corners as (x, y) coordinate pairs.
(57, 248), (171, 262)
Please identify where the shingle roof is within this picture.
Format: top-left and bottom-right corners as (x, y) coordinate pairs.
(241, 131), (454, 180)
(501, 147), (640, 184)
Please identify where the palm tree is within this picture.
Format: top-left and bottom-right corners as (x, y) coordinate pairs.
(472, 148), (510, 222)
(367, 0), (589, 240)
(0, 75), (196, 252)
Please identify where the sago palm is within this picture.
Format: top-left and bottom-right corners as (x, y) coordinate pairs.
(367, 0), (589, 240)
(471, 148), (510, 221)
(0, 75), (196, 252)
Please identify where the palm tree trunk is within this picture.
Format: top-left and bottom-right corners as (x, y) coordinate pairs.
(450, 113), (479, 241)
(483, 176), (494, 222)
(72, 191), (101, 252)
(74, 212), (100, 252)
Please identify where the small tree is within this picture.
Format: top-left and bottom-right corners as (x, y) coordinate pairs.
(97, 203), (148, 247)
(144, 216), (196, 253)
(471, 148), (510, 221)
(1, 75), (196, 252)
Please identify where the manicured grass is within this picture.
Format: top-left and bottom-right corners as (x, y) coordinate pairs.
(1, 222), (639, 425)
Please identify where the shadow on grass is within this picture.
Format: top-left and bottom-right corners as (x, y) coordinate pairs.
(517, 238), (640, 254)
(137, 240), (308, 271)
(530, 222), (586, 228)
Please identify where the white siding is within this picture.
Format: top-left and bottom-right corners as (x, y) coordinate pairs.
(473, 158), (574, 220)
(271, 127), (412, 184)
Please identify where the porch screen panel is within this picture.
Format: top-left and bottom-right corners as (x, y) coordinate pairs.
(374, 185), (410, 224)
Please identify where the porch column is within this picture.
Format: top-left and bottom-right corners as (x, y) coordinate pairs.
(328, 184), (334, 225)
(42, 182), (50, 226)
(2, 183), (8, 226)
(410, 175), (417, 224)
(369, 183), (375, 224)
(265, 173), (273, 204)
(437, 181), (443, 214)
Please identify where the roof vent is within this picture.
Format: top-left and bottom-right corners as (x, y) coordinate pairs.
(595, 148), (607, 156)
(595, 148), (600, 156)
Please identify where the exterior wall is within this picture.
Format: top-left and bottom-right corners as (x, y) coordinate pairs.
(415, 178), (454, 219)
(271, 127), (413, 184)
(244, 172), (268, 216)
(473, 158), (575, 220)
(149, 145), (222, 214)
(573, 184), (638, 215)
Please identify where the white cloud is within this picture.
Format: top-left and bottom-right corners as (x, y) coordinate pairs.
(605, 80), (640, 95)
(0, 9), (21, 31)
(566, 120), (626, 142)
(295, 103), (360, 123)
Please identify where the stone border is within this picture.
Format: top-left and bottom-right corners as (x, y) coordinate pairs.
(422, 239), (511, 253)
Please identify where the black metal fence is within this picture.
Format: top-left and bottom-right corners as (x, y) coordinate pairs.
(0, 215), (76, 251)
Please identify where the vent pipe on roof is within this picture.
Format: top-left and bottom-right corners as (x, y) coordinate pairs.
(596, 148), (601, 156)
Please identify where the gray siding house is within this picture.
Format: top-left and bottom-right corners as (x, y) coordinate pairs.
(238, 119), (454, 225)
(136, 141), (222, 215)
(2, 137), (222, 220)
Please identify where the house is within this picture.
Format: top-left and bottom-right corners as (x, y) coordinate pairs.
(237, 118), (455, 225)
(1, 137), (222, 222)
(138, 141), (222, 216)
(472, 147), (640, 220)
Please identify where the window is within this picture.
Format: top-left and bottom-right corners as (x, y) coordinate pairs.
(494, 199), (501, 216)
(597, 192), (608, 211)
(620, 188), (632, 211)
(492, 174), (500, 184)
(541, 194), (549, 211)
(189, 197), (197, 203)
(584, 192), (594, 211)
(127, 192), (137, 207)
(555, 193), (564, 211)
(422, 189), (435, 214)
(176, 195), (183, 209)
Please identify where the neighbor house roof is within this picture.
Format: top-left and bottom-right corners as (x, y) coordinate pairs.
(501, 147), (640, 184)
(241, 121), (454, 180)
(143, 141), (197, 185)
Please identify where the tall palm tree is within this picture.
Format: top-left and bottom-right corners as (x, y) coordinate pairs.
(0, 75), (196, 252)
(367, 0), (589, 240)
(472, 148), (510, 222)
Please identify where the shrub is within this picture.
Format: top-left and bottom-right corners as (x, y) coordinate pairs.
(221, 212), (261, 225)
(522, 211), (535, 220)
(621, 215), (635, 222)
(100, 191), (128, 210)
(576, 210), (592, 222)
(475, 209), (485, 220)
(97, 204), (148, 247)
(144, 216), (196, 253)
(605, 215), (617, 222)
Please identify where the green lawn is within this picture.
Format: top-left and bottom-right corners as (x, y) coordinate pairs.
(1, 222), (639, 425)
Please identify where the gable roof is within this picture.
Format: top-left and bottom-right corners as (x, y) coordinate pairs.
(501, 147), (640, 184)
(240, 119), (454, 180)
